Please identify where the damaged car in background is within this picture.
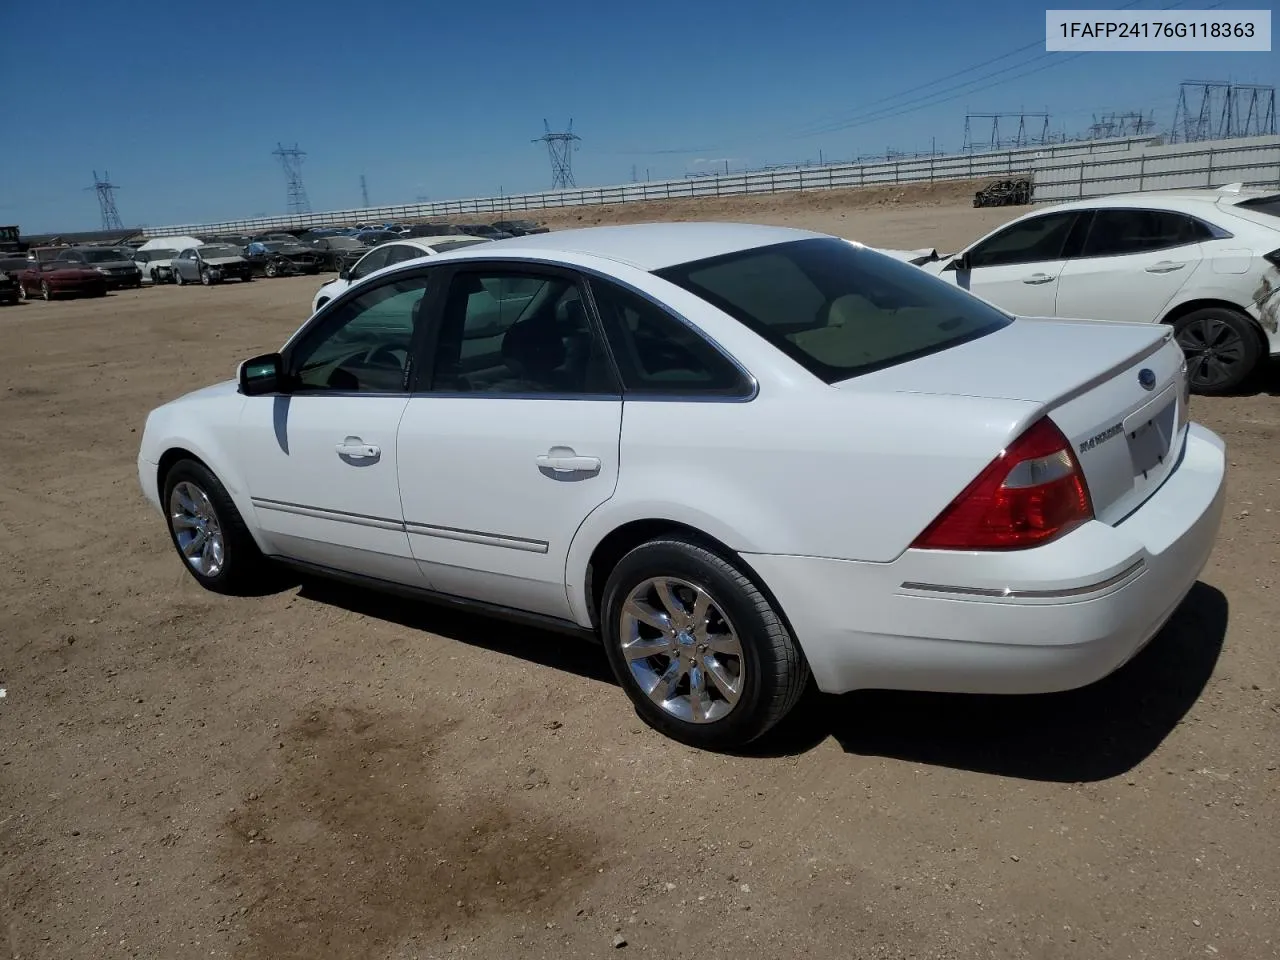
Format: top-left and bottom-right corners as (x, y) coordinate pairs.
(172, 244), (254, 285)
(244, 239), (324, 278)
(916, 185), (1280, 395)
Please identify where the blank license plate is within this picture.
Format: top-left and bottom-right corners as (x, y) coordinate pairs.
(1128, 400), (1175, 479)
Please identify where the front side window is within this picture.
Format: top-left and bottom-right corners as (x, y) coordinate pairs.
(429, 270), (615, 395)
(350, 247), (390, 281)
(287, 274), (432, 393)
(655, 238), (1013, 384)
(589, 279), (749, 396)
(966, 212), (1080, 268)
(1080, 209), (1214, 258)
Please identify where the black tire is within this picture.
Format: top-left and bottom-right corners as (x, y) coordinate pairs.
(16, 283), (27, 302)
(264, 261), (279, 278)
(161, 458), (274, 596)
(600, 537), (809, 750)
(200, 268), (214, 286)
(175, 270), (185, 286)
(40, 281), (52, 301)
(1172, 306), (1263, 396)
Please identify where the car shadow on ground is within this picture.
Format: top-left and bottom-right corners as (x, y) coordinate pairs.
(296, 577), (1226, 783)
(750, 581), (1229, 781)
(295, 576), (617, 685)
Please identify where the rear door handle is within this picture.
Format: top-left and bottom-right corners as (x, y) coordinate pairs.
(536, 453), (601, 474)
(336, 437), (380, 460)
(1145, 261), (1187, 273)
(1022, 273), (1055, 285)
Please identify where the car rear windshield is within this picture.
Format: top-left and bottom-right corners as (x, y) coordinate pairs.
(654, 237), (1013, 384)
(1235, 194), (1280, 220)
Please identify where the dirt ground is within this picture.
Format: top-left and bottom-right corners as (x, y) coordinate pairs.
(2, 187), (1278, 960)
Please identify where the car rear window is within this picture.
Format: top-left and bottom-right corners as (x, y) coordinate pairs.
(654, 237), (1013, 384)
(1235, 194), (1280, 219)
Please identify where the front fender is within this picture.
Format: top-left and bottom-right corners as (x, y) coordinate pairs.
(139, 390), (266, 551)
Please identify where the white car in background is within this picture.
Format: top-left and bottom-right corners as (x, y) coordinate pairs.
(310, 236), (492, 313)
(137, 223), (1226, 749)
(136, 236), (203, 284)
(922, 185), (1280, 394)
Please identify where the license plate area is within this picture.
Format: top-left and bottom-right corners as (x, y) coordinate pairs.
(1127, 395), (1176, 480)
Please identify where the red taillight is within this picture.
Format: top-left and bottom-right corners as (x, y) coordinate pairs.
(912, 417), (1094, 551)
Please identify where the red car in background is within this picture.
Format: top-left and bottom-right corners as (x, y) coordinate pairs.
(14, 248), (108, 301)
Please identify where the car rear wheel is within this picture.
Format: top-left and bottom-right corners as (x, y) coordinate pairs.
(264, 262), (279, 278)
(600, 536), (809, 750)
(162, 459), (274, 596)
(1173, 307), (1263, 395)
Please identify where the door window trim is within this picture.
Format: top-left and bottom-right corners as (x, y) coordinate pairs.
(411, 259), (623, 402)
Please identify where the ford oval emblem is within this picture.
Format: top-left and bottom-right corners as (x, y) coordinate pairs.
(1138, 368), (1157, 391)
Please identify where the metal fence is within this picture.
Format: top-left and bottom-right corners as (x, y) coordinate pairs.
(1032, 135), (1280, 202)
(140, 137), (1157, 239)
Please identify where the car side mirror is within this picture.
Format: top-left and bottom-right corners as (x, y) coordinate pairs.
(238, 353), (285, 396)
(338, 268), (350, 280)
(944, 253), (971, 272)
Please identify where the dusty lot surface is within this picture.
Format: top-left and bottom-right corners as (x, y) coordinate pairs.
(2, 189), (1279, 960)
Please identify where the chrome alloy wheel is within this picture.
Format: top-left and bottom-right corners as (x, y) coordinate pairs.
(618, 577), (745, 724)
(169, 481), (225, 577)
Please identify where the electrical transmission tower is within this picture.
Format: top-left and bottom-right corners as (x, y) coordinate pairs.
(88, 171), (124, 231)
(533, 119), (581, 190)
(1087, 110), (1157, 140)
(272, 142), (312, 214)
(360, 174), (370, 207)
(1171, 82), (1277, 143)
(962, 113), (1052, 152)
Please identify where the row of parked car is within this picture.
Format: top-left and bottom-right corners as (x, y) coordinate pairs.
(0, 218), (550, 301)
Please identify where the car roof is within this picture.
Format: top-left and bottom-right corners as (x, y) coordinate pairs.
(1036, 184), (1278, 216)
(371, 236), (489, 253)
(463, 221), (829, 270)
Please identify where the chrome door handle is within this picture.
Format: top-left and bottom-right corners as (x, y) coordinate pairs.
(1145, 261), (1186, 273)
(1022, 273), (1055, 285)
(335, 437), (380, 460)
(536, 453), (601, 474)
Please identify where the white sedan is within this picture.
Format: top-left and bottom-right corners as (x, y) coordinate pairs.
(310, 235), (492, 314)
(137, 222), (1226, 749)
(921, 184), (1280, 395)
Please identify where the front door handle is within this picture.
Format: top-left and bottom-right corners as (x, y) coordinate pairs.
(1145, 261), (1187, 274)
(1022, 273), (1055, 285)
(336, 437), (380, 460)
(536, 452), (601, 474)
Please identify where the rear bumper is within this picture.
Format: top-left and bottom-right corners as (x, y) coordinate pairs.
(747, 423), (1227, 696)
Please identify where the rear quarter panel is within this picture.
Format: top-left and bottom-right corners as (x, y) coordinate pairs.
(564, 388), (1035, 624)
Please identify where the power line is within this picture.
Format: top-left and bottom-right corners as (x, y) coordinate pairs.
(272, 142), (311, 215)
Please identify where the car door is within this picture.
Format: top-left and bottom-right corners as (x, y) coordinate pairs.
(395, 262), (623, 620)
(1054, 208), (1208, 323)
(938, 210), (1085, 317)
(174, 249), (193, 281)
(236, 269), (437, 585)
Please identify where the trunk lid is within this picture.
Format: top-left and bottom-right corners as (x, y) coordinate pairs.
(839, 317), (1190, 524)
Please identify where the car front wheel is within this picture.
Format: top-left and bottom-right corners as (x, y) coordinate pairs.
(600, 537), (809, 750)
(162, 459), (273, 595)
(1173, 307), (1263, 395)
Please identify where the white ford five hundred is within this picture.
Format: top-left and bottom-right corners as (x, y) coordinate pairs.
(137, 222), (1227, 749)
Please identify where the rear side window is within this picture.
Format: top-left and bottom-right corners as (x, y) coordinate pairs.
(1080, 209), (1215, 257)
(656, 237), (1012, 385)
(589, 279), (749, 397)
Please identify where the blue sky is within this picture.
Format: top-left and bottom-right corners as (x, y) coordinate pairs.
(0, 0), (1274, 232)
